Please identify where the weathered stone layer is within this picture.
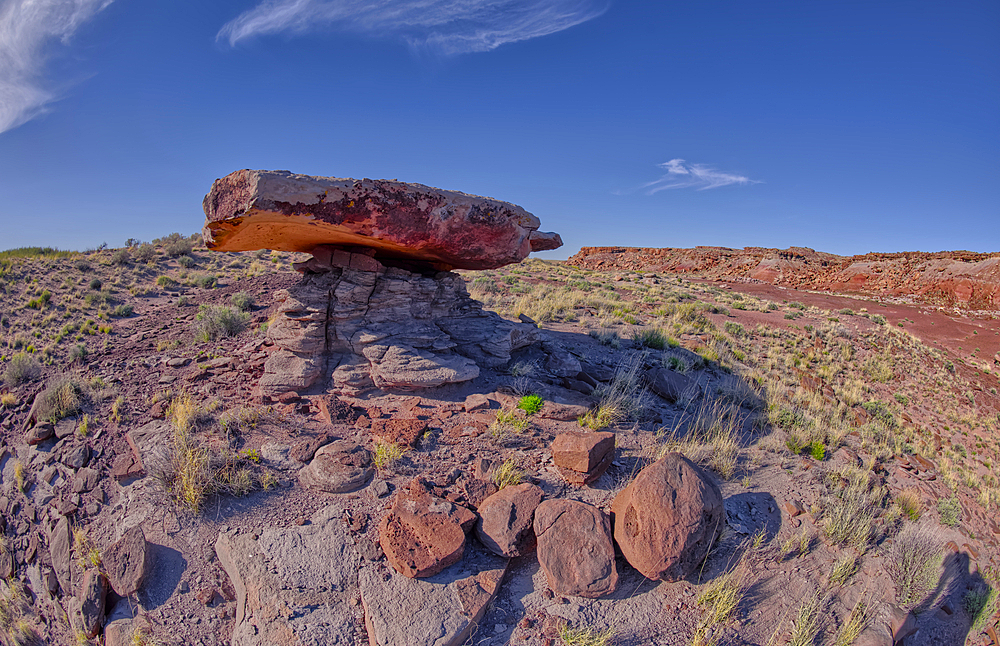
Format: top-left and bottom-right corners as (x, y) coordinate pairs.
(203, 170), (562, 270)
(260, 251), (540, 396)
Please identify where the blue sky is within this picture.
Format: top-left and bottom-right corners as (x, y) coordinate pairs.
(0, 0), (997, 258)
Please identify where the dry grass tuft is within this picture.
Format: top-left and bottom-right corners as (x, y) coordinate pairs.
(884, 522), (944, 607)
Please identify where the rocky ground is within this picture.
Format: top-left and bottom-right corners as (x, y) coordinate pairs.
(1, 239), (999, 646)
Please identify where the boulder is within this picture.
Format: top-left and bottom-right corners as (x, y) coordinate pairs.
(643, 367), (696, 403)
(71, 467), (100, 493)
(611, 452), (724, 581)
(203, 170), (562, 270)
(215, 505), (361, 646)
(360, 542), (509, 646)
(62, 443), (91, 469)
(475, 483), (544, 557)
(542, 341), (582, 377)
(103, 525), (151, 597)
(25, 423), (53, 445)
(77, 569), (107, 638)
(551, 431), (615, 485)
(379, 479), (477, 578)
(298, 441), (374, 493)
(370, 418), (427, 448)
(533, 500), (618, 598)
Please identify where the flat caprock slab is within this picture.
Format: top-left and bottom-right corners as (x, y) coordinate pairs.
(202, 169), (562, 270)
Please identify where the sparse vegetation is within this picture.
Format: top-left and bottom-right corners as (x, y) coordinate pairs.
(937, 496), (961, 526)
(492, 458), (524, 490)
(2, 353), (40, 386)
(885, 523), (944, 607)
(517, 394), (544, 415)
(373, 439), (407, 471)
(557, 624), (615, 646)
(192, 305), (249, 342)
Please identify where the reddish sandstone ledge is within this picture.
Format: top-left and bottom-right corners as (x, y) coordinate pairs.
(203, 169), (562, 270)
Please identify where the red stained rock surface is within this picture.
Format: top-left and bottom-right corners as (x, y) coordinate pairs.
(475, 483), (544, 557)
(203, 170), (562, 270)
(611, 453), (724, 581)
(379, 479), (477, 578)
(533, 499), (618, 598)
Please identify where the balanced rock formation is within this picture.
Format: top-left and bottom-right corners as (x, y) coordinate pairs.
(533, 499), (618, 598)
(475, 483), (544, 557)
(203, 171), (560, 397)
(379, 479), (477, 578)
(611, 452), (724, 581)
(203, 170), (562, 271)
(551, 431), (615, 485)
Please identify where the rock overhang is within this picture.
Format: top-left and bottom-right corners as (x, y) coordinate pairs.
(202, 169), (562, 270)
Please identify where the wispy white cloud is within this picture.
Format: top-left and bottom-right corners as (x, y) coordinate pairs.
(218, 0), (608, 54)
(642, 158), (761, 193)
(0, 0), (115, 135)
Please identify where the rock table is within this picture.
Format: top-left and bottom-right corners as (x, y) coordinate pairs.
(203, 170), (562, 271)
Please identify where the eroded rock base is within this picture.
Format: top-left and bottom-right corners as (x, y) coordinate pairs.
(261, 248), (539, 397)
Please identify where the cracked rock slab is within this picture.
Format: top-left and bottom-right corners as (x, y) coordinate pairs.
(215, 505), (361, 646)
(360, 542), (509, 646)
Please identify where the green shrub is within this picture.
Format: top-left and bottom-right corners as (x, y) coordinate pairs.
(178, 255), (195, 268)
(75, 259), (92, 272)
(69, 344), (87, 362)
(724, 321), (746, 337)
(111, 248), (130, 265)
(862, 400), (896, 428)
(517, 394), (544, 415)
(196, 274), (218, 289)
(135, 243), (156, 263)
(161, 233), (193, 257)
(894, 392), (909, 405)
(192, 305), (249, 342)
(156, 275), (178, 289)
(3, 352), (41, 386)
(809, 441), (826, 461)
(631, 327), (667, 350)
(231, 291), (255, 312)
(88, 278), (102, 290)
(870, 314), (886, 325)
(885, 523), (943, 607)
(937, 497), (961, 526)
(111, 303), (134, 317)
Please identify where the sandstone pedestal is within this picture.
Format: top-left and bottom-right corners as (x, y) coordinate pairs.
(259, 250), (540, 396)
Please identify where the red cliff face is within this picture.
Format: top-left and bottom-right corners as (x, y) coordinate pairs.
(568, 246), (1000, 310)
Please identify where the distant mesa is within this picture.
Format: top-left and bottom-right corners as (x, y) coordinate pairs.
(570, 246), (1000, 311)
(203, 169), (562, 271)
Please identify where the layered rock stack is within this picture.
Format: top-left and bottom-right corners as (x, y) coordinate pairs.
(202, 170), (563, 397)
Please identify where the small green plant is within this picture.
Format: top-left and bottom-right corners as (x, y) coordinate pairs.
(632, 327), (668, 350)
(69, 344), (88, 362)
(0, 392), (16, 408)
(589, 329), (620, 348)
(517, 394), (544, 415)
(77, 414), (90, 437)
(177, 255), (195, 268)
(240, 448), (262, 463)
(834, 595), (874, 646)
(230, 291), (255, 312)
(492, 458), (524, 490)
(373, 439), (407, 471)
(35, 376), (83, 423)
(489, 407), (530, 440)
(964, 577), (999, 634)
(724, 321), (745, 337)
(788, 590), (822, 646)
(111, 304), (134, 317)
(196, 274), (218, 289)
(13, 460), (26, 492)
(88, 278), (102, 290)
(156, 275), (177, 289)
(557, 624), (614, 646)
(829, 554), (858, 585)
(937, 497), (961, 526)
(809, 441), (826, 461)
(896, 489), (921, 521)
(894, 392), (909, 405)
